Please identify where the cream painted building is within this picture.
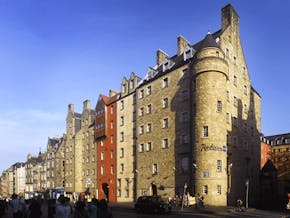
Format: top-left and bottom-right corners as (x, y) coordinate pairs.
(116, 73), (141, 202)
(136, 4), (261, 206)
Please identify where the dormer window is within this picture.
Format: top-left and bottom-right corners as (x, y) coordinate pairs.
(162, 59), (174, 72)
(183, 46), (194, 61)
(122, 84), (126, 93)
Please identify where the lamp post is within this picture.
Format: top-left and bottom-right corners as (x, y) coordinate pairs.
(245, 179), (249, 208)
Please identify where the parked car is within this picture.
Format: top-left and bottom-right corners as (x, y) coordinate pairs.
(135, 196), (171, 213)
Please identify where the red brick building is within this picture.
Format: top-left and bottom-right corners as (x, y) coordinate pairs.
(260, 136), (272, 169)
(95, 90), (119, 202)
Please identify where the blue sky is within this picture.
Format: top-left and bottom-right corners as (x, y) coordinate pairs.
(0, 0), (289, 173)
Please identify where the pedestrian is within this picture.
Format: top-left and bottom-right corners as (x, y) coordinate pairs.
(55, 196), (72, 218)
(98, 199), (112, 218)
(198, 193), (204, 208)
(28, 198), (42, 218)
(0, 200), (5, 218)
(74, 199), (88, 218)
(10, 194), (25, 218)
(87, 198), (98, 218)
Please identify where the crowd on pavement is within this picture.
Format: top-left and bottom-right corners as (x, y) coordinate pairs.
(0, 193), (113, 218)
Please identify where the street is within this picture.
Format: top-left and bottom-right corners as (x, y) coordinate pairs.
(1, 201), (290, 218)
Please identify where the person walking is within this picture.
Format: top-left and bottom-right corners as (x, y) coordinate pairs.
(28, 198), (42, 218)
(55, 196), (72, 218)
(10, 194), (25, 218)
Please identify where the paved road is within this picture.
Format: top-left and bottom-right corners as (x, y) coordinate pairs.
(1, 201), (290, 218)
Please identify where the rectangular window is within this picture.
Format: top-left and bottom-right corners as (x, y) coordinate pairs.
(147, 104), (152, 114)
(226, 112), (230, 124)
(120, 148), (124, 158)
(111, 106), (114, 114)
(217, 160), (222, 172)
(122, 84), (126, 93)
(120, 132), (124, 142)
(163, 78), (168, 88)
(139, 144), (144, 152)
(147, 123), (152, 133)
(120, 100), (124, 110)
(101, 166), (104, 175)
(101, 152), (104, 161)
(111, 135), (114, 144)
(111, 150), (114, 159)
(152, 164), (158, 175)
(233, 75), (237, 86)
(163, 118), (169, 128)
(234, 96), (238, 107)
(146, 142), (152, 151)
(140, 89), (144, 98)
(244, 85), (247, 95)
(203, 126), (208, 137)
(139, 125), (144, 134)
(163, 98), (168, 108)
(202, 171), (210, 178)
(147, 86), (152, 95)
(226, 91), (230, 102)
(117, 179), (121, 187)
(203, 185), (208, 195)
(120, 164), (124, 173)
(217, 185), (222, 195)
(140, 107), (144, 116)
(130, 80), (134, 89)
(217, 101), (222, 112)
(162, 138), (169, 148)
(120, 116), (124, 126)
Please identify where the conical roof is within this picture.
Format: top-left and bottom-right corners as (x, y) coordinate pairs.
(198, 33), (220, 50)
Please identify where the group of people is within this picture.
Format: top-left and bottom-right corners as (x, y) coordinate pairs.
(54, 195), (113, 218)
(7, 194), (42, 218)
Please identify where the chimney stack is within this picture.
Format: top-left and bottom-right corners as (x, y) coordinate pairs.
(157, 49), (169, 65)
(177, 35), (190, 55)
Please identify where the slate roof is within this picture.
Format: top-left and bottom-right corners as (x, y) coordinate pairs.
(264, 133), (290, 145)
(138, 29), (223, 88)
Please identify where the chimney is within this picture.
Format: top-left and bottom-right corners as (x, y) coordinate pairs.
(68, 104), (74, 113)
(157, 49), (169, 65)
(177, 35), (190, 55)
(222, 4), (239, 33)
(83, 100), (90, 111)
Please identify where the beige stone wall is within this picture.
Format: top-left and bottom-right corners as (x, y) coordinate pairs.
(218, 7), (261, 205)
(116, 73), (139, 202)
(80, 104), (97, 197)
(55, 137), (65, 188)
(116, 92), (135, 202)
(194, 47), (228, 206)
(137, 64), (192, 198)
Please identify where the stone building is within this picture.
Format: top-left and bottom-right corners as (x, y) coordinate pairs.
(46, 136), (62, 194)
(95, 91), (119, 202)
(54, 134), (66, 190)
(78, 100), (96, 195)
(12, 162), (26, 196)
(117, 73), (141, 202)
(263, 133), (290, 201)
(25, 153), (42, 199)
(0, 169), (10, 198)
(136, 4), (261, 206)
(65, 104), (81, 198)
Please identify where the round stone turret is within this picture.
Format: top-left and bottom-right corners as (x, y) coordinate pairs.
(193, 33), (229, 206)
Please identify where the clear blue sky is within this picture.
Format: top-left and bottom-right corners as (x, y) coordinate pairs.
(0, 0), (289, 173)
